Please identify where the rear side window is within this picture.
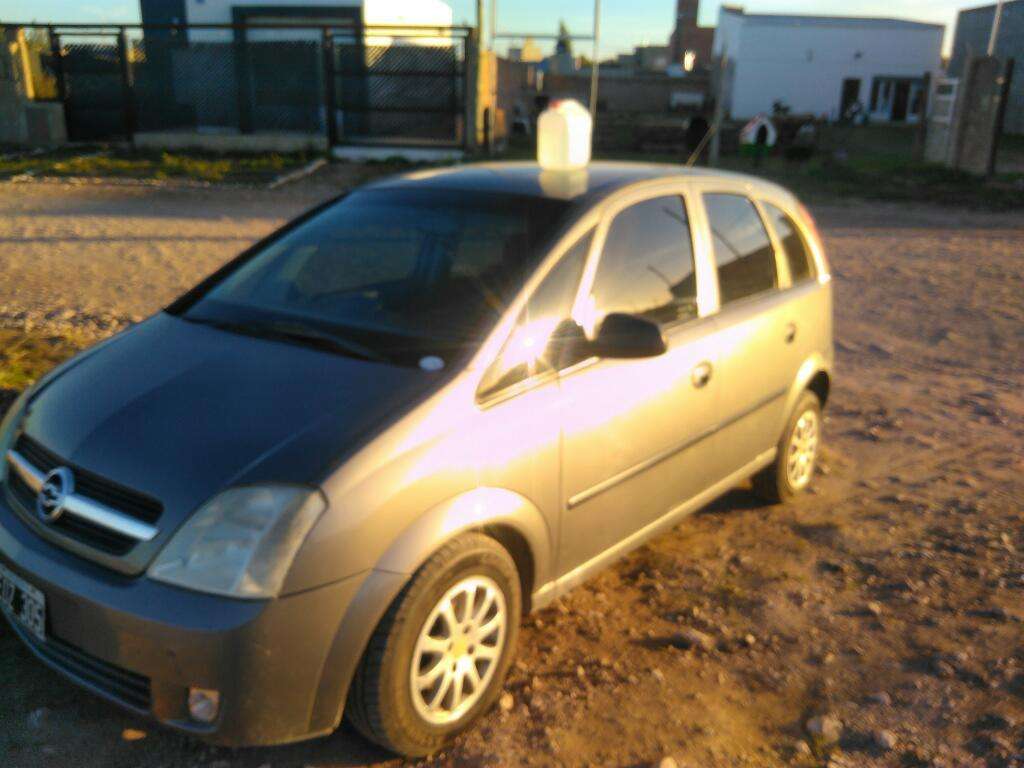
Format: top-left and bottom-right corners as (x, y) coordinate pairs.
(704, 194), (778, 305)
(590, 195), (698, 327)
(765, 203), (815, 284)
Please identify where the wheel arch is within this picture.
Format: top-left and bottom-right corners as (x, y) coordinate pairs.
(806, 369), (831, 407)
(779, 355), (832, 441)
(372, 487), (551, 601)
(308, 487), (551, 736)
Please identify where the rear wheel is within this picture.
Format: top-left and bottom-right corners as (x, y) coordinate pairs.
(347, 534), (521, 757)
(753, 390), (822, 503)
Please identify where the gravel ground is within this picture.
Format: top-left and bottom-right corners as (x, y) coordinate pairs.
(0, 173), (1022, 768)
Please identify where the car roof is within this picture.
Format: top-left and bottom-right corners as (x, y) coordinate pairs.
(362, 161), (791, 206)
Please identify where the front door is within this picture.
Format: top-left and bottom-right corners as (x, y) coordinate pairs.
(840, 78), (862, 119)
(558, 193), (721, 577)
(892, 81), (911, 122)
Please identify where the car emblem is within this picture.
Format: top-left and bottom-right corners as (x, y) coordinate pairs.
(37, 467), (75, 524)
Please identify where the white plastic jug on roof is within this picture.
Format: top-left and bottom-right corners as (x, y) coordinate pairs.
(537, 99), (592, 171)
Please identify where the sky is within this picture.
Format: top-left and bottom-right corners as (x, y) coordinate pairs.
(1, 0), (977, 55)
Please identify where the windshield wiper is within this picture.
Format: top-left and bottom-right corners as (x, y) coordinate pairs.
(263, 320), (390, 364)
(187, 317), (390, 364)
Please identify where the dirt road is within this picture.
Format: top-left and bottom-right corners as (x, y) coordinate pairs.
(1, 176), (1022, 768)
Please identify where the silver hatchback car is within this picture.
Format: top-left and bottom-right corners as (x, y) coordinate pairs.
(0, 162), (832, 757)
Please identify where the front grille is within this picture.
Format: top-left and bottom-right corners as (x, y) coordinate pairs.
(7, 435), (163, 556)
(7, 469), (135, 555)
(9, 619), (152, 712)
(15, 436), (163, 523)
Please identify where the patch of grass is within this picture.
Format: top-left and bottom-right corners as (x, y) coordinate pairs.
(718, 153), (1024, 210)
(0, 147), (317, 184)
(498, 123), (1024, 208)
(0, 330), (85, 393)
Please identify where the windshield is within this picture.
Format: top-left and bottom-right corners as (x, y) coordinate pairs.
(180, 188), (572, 366)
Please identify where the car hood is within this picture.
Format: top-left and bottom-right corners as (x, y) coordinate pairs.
(16, 313), (430, 564)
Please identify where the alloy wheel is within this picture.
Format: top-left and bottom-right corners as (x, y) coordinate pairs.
(409, 575), (507, 725)
(786, 408), (819, 490)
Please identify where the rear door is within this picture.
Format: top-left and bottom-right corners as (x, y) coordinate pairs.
(557, 188), (722, 576)
(759, 199), (834, 404)
(699, 190), (793, 470)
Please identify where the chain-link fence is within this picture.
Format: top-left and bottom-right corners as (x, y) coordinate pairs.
(5, 23), (471, 147)
(334, 36), (466, 145)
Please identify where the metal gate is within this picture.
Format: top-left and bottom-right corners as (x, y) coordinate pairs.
(19, 22), (472, 149)
(328, 28), (469, 148)
(53, 30), (131, 142)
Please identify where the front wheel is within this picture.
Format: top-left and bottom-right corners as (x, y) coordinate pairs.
(346, 534), (521, 757)
(753, 390), (822, 503)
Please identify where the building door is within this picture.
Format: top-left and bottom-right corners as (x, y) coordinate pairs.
(892, 80), (911, 122)
(840, 78), (862, 119)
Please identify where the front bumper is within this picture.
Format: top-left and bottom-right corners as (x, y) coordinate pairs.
(0, 495), (402, 747)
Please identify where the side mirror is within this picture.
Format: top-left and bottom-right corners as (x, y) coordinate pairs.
(592, 313), (667, 359)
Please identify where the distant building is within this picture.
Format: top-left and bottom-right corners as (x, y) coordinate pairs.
(948, 0), (1023, 134)
(593, 45), (671, 77)
(714, 7), (944, 122)
(668, 0), (715, 72)
(635, 45), (671, 73)
(544, 52), (579, 76)
(508, 38), (544, 64)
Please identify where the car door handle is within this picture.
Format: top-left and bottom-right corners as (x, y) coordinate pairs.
(785, 323), (797, 344)
(692, 362), (713, 389)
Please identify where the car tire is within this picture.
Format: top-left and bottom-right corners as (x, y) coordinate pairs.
(752, 389), (822, 503)
(346, 533), (522, 758)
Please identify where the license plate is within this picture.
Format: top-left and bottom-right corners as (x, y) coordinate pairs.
(0, 563), (46, 643)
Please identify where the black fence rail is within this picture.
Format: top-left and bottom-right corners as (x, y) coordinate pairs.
(5, 22), (473, 149)
(332, 33), (467, 146)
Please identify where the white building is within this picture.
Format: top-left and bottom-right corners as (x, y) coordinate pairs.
(713, 7), (944, 122)
(176, 0), (453, 42)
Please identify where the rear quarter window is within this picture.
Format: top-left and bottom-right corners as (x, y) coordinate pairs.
(764, 203), (816, 284)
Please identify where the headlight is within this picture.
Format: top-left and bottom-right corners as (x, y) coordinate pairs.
(148, 486), (327, 599)
(0, 389), (32, 484)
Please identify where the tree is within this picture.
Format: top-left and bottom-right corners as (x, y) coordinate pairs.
(556, 20), (573, 56)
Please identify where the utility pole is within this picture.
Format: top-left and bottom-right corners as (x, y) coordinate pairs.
(709, 53), (727, 166)
(490, 0), (496, 50)
(988, 0), (1005, 56)
(589, 0), (601, 122)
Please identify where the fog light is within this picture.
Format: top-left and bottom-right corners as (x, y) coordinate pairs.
(188, 687), (221, 724)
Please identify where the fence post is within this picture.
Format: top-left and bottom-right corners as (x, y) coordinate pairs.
(988, 57), (1015, 178)
(322, 28), (338, 149)
(913, 71), (930, 161)
(48, 26), (67, 102)
(233, 21), (253, 134)
(709, 54), (728, 167)
(450, 33), (460, 149)
(16, 29), (36, 100)
(117, 27), (136, 145)
(464, 28), (480, 153)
